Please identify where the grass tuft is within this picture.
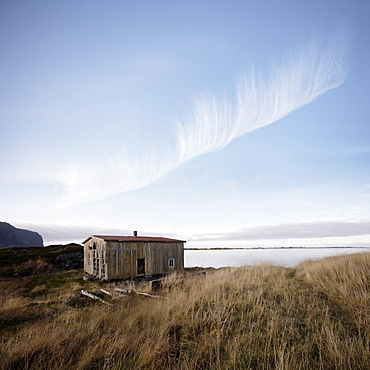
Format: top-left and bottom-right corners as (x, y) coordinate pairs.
(1, 251), (369, 369)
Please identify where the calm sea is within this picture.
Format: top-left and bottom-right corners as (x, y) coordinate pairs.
(184, 247), (370, 269)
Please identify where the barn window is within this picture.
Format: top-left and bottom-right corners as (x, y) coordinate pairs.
(168, 258), (175, 268)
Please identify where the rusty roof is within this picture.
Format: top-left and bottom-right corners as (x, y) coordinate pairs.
(82, 235), (186, 244)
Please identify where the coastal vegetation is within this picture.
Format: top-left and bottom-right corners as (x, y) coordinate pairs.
(0, 247), (369, 369)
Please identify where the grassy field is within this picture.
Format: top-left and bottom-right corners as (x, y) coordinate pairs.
(0, 247), (369, 369)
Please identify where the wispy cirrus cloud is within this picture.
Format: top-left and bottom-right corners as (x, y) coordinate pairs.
(57, 28), (349, 207)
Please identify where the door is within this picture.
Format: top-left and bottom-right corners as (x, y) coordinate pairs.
(137, 258), (145, 275)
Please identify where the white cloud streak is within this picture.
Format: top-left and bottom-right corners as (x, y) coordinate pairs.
(17, 219), (369, 246)
(57, 29), (349, 207)
(191, 220), (370, 241)
(15, 222), (181, 245)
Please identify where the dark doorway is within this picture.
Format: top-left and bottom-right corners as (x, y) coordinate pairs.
(137, 258), (145, 275)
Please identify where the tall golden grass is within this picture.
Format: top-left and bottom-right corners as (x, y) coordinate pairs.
(1, 252), (369, 369)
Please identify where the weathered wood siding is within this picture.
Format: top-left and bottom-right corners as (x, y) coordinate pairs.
(84, 237), (108, 280)
(143, 241), (184, 276)
(84, 237), (184, 280)
(105, 241), (142, 280)
(105, 241), (184, 279)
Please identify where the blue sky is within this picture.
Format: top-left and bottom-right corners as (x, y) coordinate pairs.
(1, 0), (369, 247)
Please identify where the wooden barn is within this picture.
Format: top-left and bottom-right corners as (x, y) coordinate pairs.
(83, 232), (185, 280)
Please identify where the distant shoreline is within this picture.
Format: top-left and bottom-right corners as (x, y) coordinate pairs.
(185, 246), (370, 251)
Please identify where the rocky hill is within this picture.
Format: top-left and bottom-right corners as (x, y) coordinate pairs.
(0, 222), (43, 248)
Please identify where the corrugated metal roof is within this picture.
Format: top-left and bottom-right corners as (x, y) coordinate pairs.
(82, 235), (186, 244)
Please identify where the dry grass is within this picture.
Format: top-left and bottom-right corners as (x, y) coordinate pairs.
(1, 252), (370, 369)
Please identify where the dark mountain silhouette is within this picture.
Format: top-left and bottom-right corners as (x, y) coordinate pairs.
(0, 222), (43, 248)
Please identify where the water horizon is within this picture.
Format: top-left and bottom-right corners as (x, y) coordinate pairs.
(184, 246), (370, 269)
